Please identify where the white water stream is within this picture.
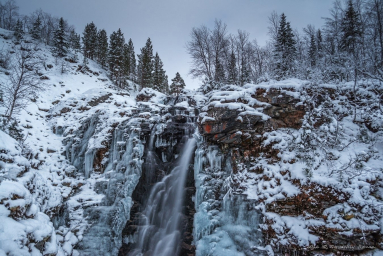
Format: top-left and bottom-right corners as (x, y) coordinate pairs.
(129, 136), (196, 256)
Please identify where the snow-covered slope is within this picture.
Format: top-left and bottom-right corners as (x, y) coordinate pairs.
(0, 29), (142, 256)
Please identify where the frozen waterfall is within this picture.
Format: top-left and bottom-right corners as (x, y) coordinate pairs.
(128, 136), (196, 256)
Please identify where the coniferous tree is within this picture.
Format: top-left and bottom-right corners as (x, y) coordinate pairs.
(69, 29), (81, 53)
(123, 39), (136, 82)
(82, 22), (98, 60)
(13, 19), (23, 41)
(52, 17), (68, 58)
(285, 21), (296, 68)
(316, 29), (323, 58)
(227, 50), (238, 85)
(137, 38), (154, 89)
(170, 72), (186, 96)
(153, 52), (168, 93)
(31, 16), (41, 40)
(308, 34), (317, 67)
(122, 43), (130, 85)
(273, 13), (296, 79)
(108, 29), (125, 88)
(340, 0), (363, 55)
(97, 29), (108, 68)
(127, 39), (136, 81)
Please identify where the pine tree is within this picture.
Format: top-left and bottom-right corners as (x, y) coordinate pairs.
(170, 72), (186, 96)
(137, 38), (154, 89)
(13, 19), (23, 42)
(308, 34), (317, 67)
(69, 30), (81, 53)
(153, 52), (168, 93)
(108, 29), (125, 88)
(82, 22), (98, 60)
(285, 21), (296, 69)
(127, 39), (136, 81)
(316, 29), (323, 58)
(122, 43), (130, 85)
(31, 16), (41, 40)
(273, 13), (296, 79)
(52, 17), (68, 58)
(227, 50), (238, 85)
(123, 39), (136, 82)
(340, 0), (363, 55)
(97, 29), (108, 68)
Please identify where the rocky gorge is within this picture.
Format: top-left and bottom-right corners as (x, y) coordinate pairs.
(52, 80), (383, 255)
(0, 30), (382, 256)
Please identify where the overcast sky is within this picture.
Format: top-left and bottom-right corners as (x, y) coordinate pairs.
(18, 0), (334, 89)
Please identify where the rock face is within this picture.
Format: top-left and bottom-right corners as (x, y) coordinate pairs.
(118, 95), (198, 256)
(196, 82), (383, 255)
(200, 87), (304, 145)
(193, 85), (306, 256)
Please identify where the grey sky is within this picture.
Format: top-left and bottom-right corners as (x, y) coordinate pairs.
(18, 0), (334, 89)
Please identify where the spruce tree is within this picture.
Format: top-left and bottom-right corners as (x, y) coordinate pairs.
(127, 39), (136, 81)
(97, 29), (108, 68)
(108, 29), (125, 88)
(153, 52), (167, 93)
(52, 17), (68, 58)
(82, 22), (98, 60)
(170, 72), (186, 96)
(316, 29), (323, 58)
(31, 16), (41, 40)
(69, 30), (81, 53)
(273, 13), (296, 79)
(308, 34), (317, 67)
(122, 43), (130, 85)
(340, 0), (363, 55)
(227, 50), (238, 85)
(137, 38), (154, 89)
(123, 39), (136, 82)
(285, 21), (296, 70)
(13, 19), (23, 42)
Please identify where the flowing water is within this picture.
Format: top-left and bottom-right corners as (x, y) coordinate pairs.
(128, 136), (196, 256)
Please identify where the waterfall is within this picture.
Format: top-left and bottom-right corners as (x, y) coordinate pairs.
(128, 136), (196, 256)
(143, 126), (159, 184)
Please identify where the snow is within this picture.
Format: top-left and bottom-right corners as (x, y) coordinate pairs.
(194, 75), (383, 254)
(0, 21), (383, 255)
(0, 130), (20, 154)
(0, 30), (147, 255)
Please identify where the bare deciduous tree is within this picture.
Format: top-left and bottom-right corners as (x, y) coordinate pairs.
(187, 25), (213, 80)
(3, 0), (18, 30)
(1, 44), (42, 121)
(268, 11), (279, 44)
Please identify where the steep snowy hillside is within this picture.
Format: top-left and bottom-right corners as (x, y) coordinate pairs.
(0, 29), (141, 256)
